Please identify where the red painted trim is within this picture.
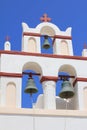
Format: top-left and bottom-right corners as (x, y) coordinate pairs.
(73, 77), (87, 86)
(0, 50), (87, 61)
(0, 72), (22, 78)
(23, 32), (41, 37)
(73, 78), (77, 86)
(53, 35), (72, 40)
(23, 32), (72, 40)
(0, 71), (87, 87)
(40, 76), (58, 82)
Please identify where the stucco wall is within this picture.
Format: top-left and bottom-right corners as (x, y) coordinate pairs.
(1, 53), (87, 77)
(0, 52), (87, 109)
(0, 108), (87, 130)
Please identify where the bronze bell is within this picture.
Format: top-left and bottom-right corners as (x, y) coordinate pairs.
(24, 77), (38, 94)
(59, 80), (75, 99)
(42, 35), (50, 49)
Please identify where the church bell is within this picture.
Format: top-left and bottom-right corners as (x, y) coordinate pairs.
(59, 80), (75, 99)
(24, 77), (38, 95)
(42, 35), (50, 49)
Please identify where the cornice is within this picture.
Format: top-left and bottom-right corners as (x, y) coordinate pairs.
(0, 50), (87, 61)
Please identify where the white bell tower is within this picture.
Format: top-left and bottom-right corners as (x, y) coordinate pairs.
(0, 14), (87, 130)
(22, 14), (73, 56)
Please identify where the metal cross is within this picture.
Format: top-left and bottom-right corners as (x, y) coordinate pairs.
(84, 43), (87, 49)
(5, 36), (10, 41)
(40, 14), (51, 22)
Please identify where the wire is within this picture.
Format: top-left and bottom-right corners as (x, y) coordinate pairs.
(30, 94), (35, 130)
(63, 99), (70, 130)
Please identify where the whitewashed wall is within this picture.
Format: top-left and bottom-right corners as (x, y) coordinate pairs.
(0, 109), (87, 130)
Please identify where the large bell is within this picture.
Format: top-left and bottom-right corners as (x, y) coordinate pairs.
(59, 80), (75, 99)
(24, 78), (38, 94)
(42, 35), (50, 49)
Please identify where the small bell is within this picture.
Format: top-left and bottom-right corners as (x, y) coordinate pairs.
(42, 35), (50, 49)
(24, 77), (38, 94)
(59, 80), (74, 99)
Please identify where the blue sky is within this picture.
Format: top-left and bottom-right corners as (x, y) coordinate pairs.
(0, 0), (87, 108)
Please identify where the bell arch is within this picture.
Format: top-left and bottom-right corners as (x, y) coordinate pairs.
(40, 26), (56, 36)
(40, 26), (56, 54)
(22, 62), (43, 108)
(58, 64), (76, 88)
(28, 37), (37, 52)
(60, 40), (69, 55)
(6, 82), (16, 107)
(58, 64), (77, 78)
(36, 22), (60, 34)
(22, 62), (42, 74)
(56, 64), (77, 110)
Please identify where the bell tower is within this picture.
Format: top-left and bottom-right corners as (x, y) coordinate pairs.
(0, 14), (87, 130)
(22, 14), (73, 56)
(0, 13), (86, 110)
(21, 14), (87, 110)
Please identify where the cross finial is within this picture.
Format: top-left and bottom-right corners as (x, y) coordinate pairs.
(84, 43), (87, 49)
(5, 36), (10, 41)
(40, 14), (51, 22)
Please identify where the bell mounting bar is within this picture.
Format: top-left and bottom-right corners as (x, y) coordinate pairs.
(23, 32), (72, 40)
(22, 72), (41, 78)
(58, 75), (75, 80)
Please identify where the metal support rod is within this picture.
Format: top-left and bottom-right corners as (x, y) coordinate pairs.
(58, 75), (75, 80)
(22, 72), (41, 77)
(23, 32), (72, 40)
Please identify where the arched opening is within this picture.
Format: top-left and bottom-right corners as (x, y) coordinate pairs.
(60, 40), (69, 55)
(58, 64), (76, 79)
(6, 82), (16, 107)
(22, 62), (43, 108)
(28, 38), (37, 52)
(56, 64), (76, 110)
(4, 41), (11, 50)
(40, 26), (55, 54)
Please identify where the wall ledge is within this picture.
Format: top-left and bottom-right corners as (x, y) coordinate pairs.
(0, 107), (87, 117)
(0, 50), (87, 61)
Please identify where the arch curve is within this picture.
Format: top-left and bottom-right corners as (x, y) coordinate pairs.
(40, 26), (55, 36)
(22, 62), (43, 75)
(6, 82), (16, 107)
(28, 37), (37, 52)
(60, 40), (69, 55)
(58, 64), (77, 77)
(36, 22), (60, 35)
